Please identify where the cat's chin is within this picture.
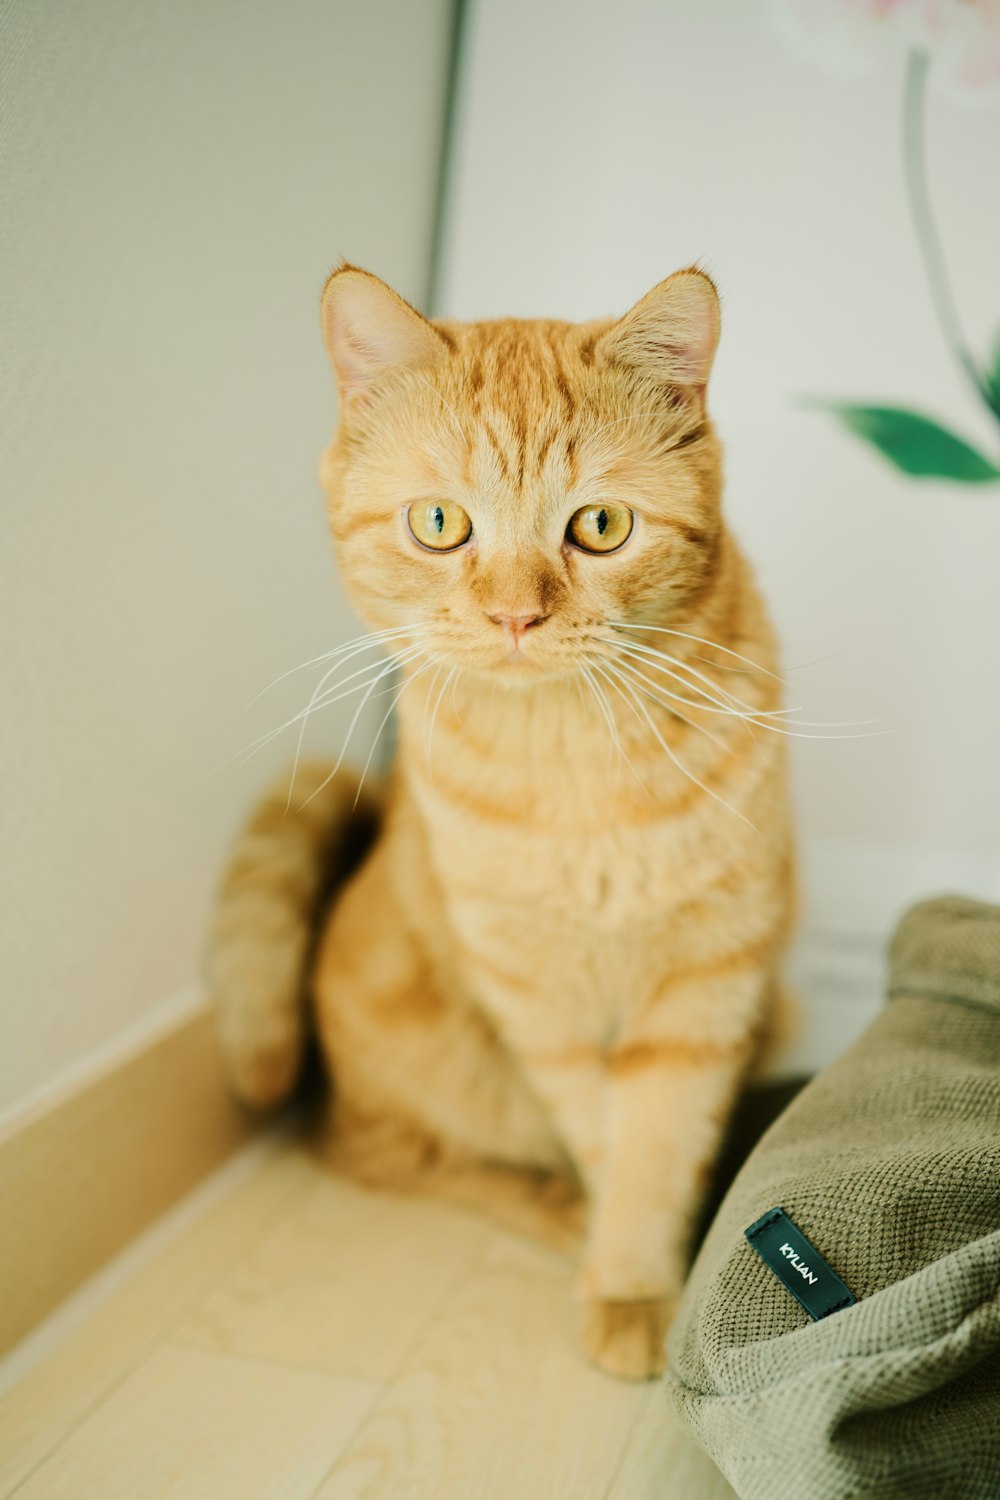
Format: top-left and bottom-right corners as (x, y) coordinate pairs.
(466, 657), (582, 691)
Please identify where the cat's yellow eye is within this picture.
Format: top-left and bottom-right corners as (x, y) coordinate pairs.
(407, 500), (473, 552)
(567, 503), (633, 554)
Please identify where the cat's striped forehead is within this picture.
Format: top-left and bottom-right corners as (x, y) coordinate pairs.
(433, 318), (599, 487)
(439, 318), (599, 414)
(422, 315), (693, 504)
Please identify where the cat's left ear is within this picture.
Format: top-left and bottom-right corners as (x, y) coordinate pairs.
(596, 268), (720, 394)
(321, 264), (448, 410)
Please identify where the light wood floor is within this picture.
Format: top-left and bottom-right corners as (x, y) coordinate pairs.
(0, 1136), (736, 1499)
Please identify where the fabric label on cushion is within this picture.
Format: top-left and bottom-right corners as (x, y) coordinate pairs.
(744, 1208), (857, 1321)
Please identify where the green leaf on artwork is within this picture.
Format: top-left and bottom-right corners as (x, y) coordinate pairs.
(806, 402), (1000, 483)
(989, 330), (1000, 410)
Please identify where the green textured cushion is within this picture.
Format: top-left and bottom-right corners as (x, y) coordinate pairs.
(666, 896), (1000, 1500)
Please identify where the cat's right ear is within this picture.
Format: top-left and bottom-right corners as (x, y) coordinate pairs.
(595, 268), (720, 396)
(321, 265), (447, 412)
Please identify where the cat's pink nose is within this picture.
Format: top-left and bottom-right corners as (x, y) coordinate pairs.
(488, 612), (548, 640)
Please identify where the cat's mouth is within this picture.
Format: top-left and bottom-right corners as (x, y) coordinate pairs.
(501, 639), (531, 665)
(420, 616), (591, 679)
(477, 635), (584, 680)
(490, 623), (567, 672)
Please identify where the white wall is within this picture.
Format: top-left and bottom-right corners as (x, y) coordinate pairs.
(440, 0), (1000, 1058)
(0, 0), (454, 1116)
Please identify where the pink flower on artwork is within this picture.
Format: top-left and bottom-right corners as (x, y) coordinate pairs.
(768, 0), (1000, 99)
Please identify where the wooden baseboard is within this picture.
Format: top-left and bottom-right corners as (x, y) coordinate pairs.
(0, 1001), (256, 1355)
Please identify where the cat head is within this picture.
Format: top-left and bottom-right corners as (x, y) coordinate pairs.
(318, 264), (724, 681)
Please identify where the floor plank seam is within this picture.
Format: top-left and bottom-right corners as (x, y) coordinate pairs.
(0, 1143), (306, 1499)
(2, 1340), (162, 1500)
(300, 1223), (499, 1500)
(599, 1388), (654, 1500)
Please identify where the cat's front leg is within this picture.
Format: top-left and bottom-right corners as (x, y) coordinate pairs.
(516, 1044), (608, 1193)
(577, 967), (768, 1380)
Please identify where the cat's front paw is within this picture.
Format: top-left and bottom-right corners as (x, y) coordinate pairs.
(578, 1294), (675, 1380)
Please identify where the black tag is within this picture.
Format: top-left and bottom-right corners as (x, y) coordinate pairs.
(744, 1207), (856, 1321)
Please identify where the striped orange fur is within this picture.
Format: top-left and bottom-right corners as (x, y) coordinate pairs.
(211, 264), (795, 1380)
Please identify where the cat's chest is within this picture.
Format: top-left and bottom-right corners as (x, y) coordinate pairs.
(415, 795), (723, 1047)
(399, 685), (747, 928)
(413, 776), (712, 930)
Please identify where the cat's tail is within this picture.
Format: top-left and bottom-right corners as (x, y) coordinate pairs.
(206, 762), (380, 1111)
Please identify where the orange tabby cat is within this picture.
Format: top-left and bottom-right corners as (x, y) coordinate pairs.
(208, 264), (794, 1380)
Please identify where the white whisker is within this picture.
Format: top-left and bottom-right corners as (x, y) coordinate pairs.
(613, 654), (768, 761)
(426, 665), (457, 782)
(580, 665), (621, 784)
(612, 635), (795, 715)
(607, 657), (727, 753)
(587, 663), (653, 795)
(726, 721), (889, 742)
(607, 663), (760, 835)
(285, 640), (423, 810)
(422, 664), (444, 758)
(248, 625), (418, 704)
(612, 624), (869, 716)
(604, 641), (882, 740)
(297, 650), (428, 811)
(689, 653), (755, 677)
(449, 666), (464, 724)
(596, 637), (791, 721)
(354, 655), (438, 809)
(233, 641), (425, 771)
(609, 620), (788, 687)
